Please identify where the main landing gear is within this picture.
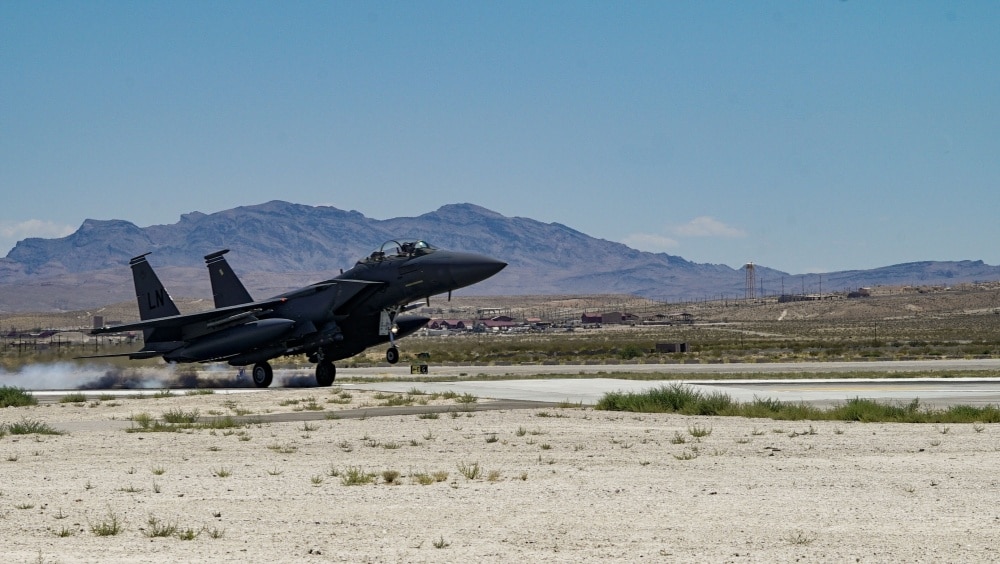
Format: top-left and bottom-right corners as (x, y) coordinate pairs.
(316, 359), (336, 387)
(249, 359), (338, 388)
(251, 362), (273, 388)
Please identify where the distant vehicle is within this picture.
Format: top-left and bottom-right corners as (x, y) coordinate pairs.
(85, 240), (505, 387)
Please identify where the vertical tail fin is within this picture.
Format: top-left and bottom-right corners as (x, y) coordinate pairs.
(204, 249), (254, 308)
(130, 253), (181, 321)
(129, 253), (180, 343)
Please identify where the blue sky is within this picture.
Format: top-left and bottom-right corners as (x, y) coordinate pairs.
(2, 2), (998, 274)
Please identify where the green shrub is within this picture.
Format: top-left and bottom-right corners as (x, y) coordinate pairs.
(618, 344), (644, 360)
(0, 386), (37, 408)
(90, 508), (125, 536)
(458, 460), (481, 480)
(340, 467), (376, 486)
(59, 392), (88, 404)
(162, 408), (199, 424)
(829, 398), (923, 423)
(7, 418), (63, 435)
(597, 385), (1000, 424)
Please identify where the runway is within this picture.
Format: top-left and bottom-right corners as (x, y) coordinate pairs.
(346, 377), (1000, 409)
(17, 359), (1000, 408)
(342, 359), (1000, 408)
(343, 358), (1000, 378)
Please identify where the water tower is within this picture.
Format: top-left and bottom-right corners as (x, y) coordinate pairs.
(744, 262), (756, 300)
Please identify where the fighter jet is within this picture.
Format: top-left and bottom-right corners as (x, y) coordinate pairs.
(87, 240), (506, 387)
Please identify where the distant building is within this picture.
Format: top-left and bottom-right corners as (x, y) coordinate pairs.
(656, 342), (688, 353)
(778, 294), (824, 303)
(478, 319), (519, 332)
(643, 312), (693, 325)
(525, 317), (550, 330)
(601, 312), (624, 324)
(428, 319), (474, 331)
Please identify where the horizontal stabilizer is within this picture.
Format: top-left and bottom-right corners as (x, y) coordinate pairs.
(205, 308), (272, 330)
(76, 350), (165, 360)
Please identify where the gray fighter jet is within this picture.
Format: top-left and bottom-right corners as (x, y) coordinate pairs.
(88, 240), (505, 387)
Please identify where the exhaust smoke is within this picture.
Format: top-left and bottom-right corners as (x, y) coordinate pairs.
(0, 363), (320, 390)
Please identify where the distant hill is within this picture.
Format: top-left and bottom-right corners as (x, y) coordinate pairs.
(1, 201), (999, 312)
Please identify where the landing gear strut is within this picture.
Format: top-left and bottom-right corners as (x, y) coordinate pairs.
(316, 360), (336, 387)
(252, 362), (273, 388)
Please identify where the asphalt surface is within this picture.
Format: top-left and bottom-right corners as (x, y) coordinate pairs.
(340, 358), (1000, 378)
(340, 359), (1000, 408)
(345, 377), (1000, 409)
(22, 359), (1000, 409)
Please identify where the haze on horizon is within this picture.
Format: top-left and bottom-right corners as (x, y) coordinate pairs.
(2, 2), (998, 275)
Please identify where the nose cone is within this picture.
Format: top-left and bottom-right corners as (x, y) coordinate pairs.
(450, 253), (507, 289)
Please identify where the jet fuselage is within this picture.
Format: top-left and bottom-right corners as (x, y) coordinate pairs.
(89, 239), (506, 387)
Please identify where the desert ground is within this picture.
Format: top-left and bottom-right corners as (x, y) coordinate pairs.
(3, 386), (1000, 563)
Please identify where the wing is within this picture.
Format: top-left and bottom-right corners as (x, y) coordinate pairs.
(90, 297), (288, 336)
(91, 278), (383, 337)
(87, 278), (385, 364)
(274, 278), (385, 318)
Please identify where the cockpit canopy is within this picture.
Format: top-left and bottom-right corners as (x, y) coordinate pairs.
(363, 240), (436, 263)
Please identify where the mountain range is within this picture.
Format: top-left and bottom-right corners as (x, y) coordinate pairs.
(2, 201), (998, 313)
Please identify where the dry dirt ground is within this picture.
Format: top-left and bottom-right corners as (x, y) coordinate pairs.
(2, 388), (1000, 563)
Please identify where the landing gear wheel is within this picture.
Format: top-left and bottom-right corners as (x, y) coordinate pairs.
(386, 346), (400, 365)
(316, 360), (336, 387)
(252, 362), (273, 388)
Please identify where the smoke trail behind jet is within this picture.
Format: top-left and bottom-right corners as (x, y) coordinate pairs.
(0, 363), (318, 390)
(0, 363), (164, 390)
